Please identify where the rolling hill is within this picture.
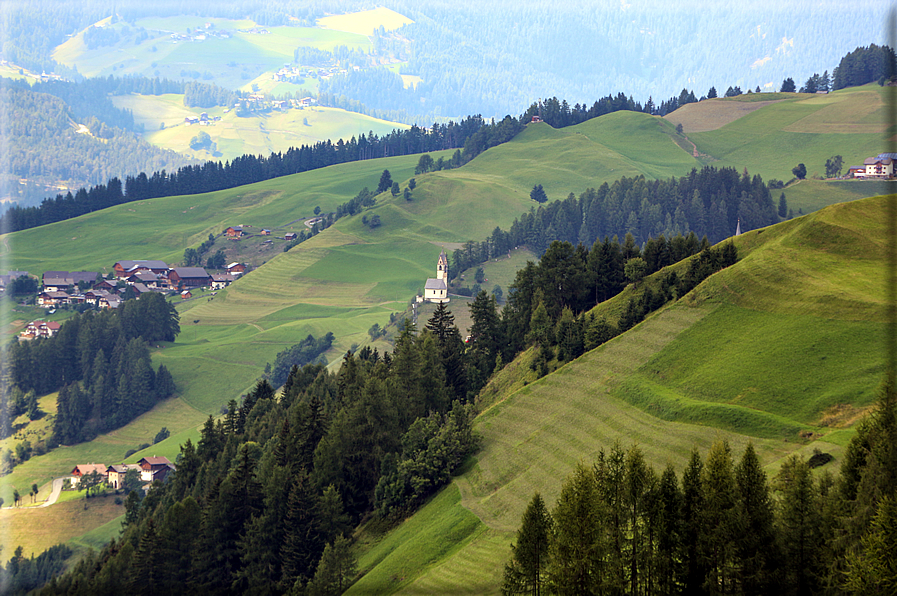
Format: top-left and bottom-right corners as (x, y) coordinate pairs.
(347, 193), (889, 594)
(0, 90), (889, 565)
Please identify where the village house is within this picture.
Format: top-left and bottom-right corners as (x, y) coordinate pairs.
(126, 272), (161, 288)
(180, 290), (192, 299)
(225, 226), (244, 239)
(226, 262), (246, 275)
(138, 456), (176, 483)
(211, 273), (236, 289)
(106, 464), (142, 489)
(37, 290), (71, 308)
(42, 271), (97, 292)
(113, 260), (169, 279)
(19, 320), (61, 340)
(260, 229), (271, 236)
(92, 279), (116, 292)
(422, 250), (450, 303)
(98, 295), (121, 309)
(83, 289), (112, 305)
(284, 232), (297, 241)
(851, 153), (897, 178)
(168, 267), (211, 289)
(70, 464), (108, 485)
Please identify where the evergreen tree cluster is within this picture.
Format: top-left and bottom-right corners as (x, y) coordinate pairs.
(6, 293), (179, 445)
(266, 333), (335, 388)
(832, 44), (897, 90)
(37, 310), (478, 594)
(0, 544), (72, 596)
(449, 166), (769, 284)
(504, 375), (897, 594)
(0, 115), (496, 234)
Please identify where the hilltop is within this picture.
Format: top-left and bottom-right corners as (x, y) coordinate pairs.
(348, 193), (888, 594)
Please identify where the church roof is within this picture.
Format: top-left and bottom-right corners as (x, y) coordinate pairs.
(425, 278), (447, 290)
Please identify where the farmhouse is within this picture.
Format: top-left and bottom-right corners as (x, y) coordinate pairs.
(113, 260), (169, 278)
(284, 232), (297, 241)
(37, 291), (71, 307)
(106, 464), (142, 489)
(168, 267), (211, 289)
(138, 456), (176, 482)
(19, 320), (61, 340)
(226, 262), (246, 275)
(70, 464), (108, 484)
(211, 273), (236, 289)
(42, 271), (97, 291)
(422, 250), (450, 303)
(225, 226), (244, 239)
(180, 290), (192, 299)
(852, 153), (897, 178)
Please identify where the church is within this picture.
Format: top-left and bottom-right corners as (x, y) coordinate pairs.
(422, 249), (450, 303)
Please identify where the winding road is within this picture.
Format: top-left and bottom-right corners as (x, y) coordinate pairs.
(38, 477), (65, 508)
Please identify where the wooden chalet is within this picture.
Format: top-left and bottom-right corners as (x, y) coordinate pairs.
(138, 456), (176, 482)
(92, 279), (115, 291)
(225, 226), (244, 239)
(37, 291), (70, 307)
(180, 290), (192, 299)
(211, 274), (235, 289)
(226, 262), (246, 275)
(284, 232), (297, 241)
(168, 267), (211, 289)
(42, 271), (97, 291)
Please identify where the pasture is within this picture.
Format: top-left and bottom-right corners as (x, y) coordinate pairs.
(113, 93), (409, 161)
(317, 7), (414, 36)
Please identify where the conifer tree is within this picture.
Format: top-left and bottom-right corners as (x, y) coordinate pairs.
(700, 440), (738, 594)
(550, 462), (604, 595)
(502, 492), (553, 595)
(734, 443), (778, 595)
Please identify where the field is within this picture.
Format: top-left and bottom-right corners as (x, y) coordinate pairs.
(678, 85), (886, 181)
(112, 94), (409, 161)
(317, 7), (413, 36)
(349, 194), (888, 593)
(52, 16), (370, 89)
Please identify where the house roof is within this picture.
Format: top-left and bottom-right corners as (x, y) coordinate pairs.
(115, 260), (169, 271)
(129, 272), (157, 282)
(227, 262), (242, 269)
(132, 283), (150, 293)
(46, 321), (61, 330)
(170, 267), (210, 278)
(41, 291), (70, 298)
(212, 274), (235, 282)
(72, 464), (108, 476)
(138, 456), (173, 466)
(425, 278), (447, 290)
(864, 157), (893, 165)
(107, 463), (141, 473)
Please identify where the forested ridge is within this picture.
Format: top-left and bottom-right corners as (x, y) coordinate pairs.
(0, 83), (194, 208)
(502, 375), (897, 595)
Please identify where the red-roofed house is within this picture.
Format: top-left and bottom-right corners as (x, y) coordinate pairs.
(71, 464), (108, 484)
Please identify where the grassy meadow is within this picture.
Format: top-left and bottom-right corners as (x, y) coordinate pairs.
(113, 95), (408, 162)
(350, 195), (888, 594)
(679, 85), (885, 181)
(52, 16), (370, 88)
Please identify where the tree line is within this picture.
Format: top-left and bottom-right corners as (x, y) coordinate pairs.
(0, 114), (502, 233)
(503, 374), (897, 595)
(448, 166), (774, 285)
(35, 306), (479, 595)
(5, 293), (179, 448)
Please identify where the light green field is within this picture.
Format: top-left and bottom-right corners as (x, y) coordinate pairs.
(317, 7), (413, 37)
(113, 94), (408, 161)
(0, 490), (124, 559)
(52, 16), (370, 89)
(779, 179), (895, 214)
(685, 85), (884, 181)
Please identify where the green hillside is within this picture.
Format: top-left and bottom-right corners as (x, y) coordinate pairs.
(349, 194), (888, 594)
(112, 94), (408, 162)
(672, 85), (886, 182)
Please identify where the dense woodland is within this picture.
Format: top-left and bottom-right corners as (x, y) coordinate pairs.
(0, 82), (193, 208)
(4, 293), (179, 448)
(502, 375), (897, 595)
(34, 307), (480, 595)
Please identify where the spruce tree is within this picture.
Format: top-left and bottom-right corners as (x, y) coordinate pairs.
(502, 492), (553, 595)
(734, 443), (777, 595)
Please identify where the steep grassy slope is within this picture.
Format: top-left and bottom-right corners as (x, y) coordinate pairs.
(350, 194), (888, 594)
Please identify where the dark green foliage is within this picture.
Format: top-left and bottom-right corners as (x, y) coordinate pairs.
(781, 77), (796, 92)
(792, 163), (807, 180)
(825, 155), (843, 178)
(779, 193), (788, 218)
(266, 333), (334, 388)
(832, 44), (897, 90)
(376, 169), (392, 193)
(0, 543), (72, 595)
(305, 535), (357, 596)
(502, 493), (553, 595)
(530, 184), (547, 204)
(153, 427), (170, 444)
